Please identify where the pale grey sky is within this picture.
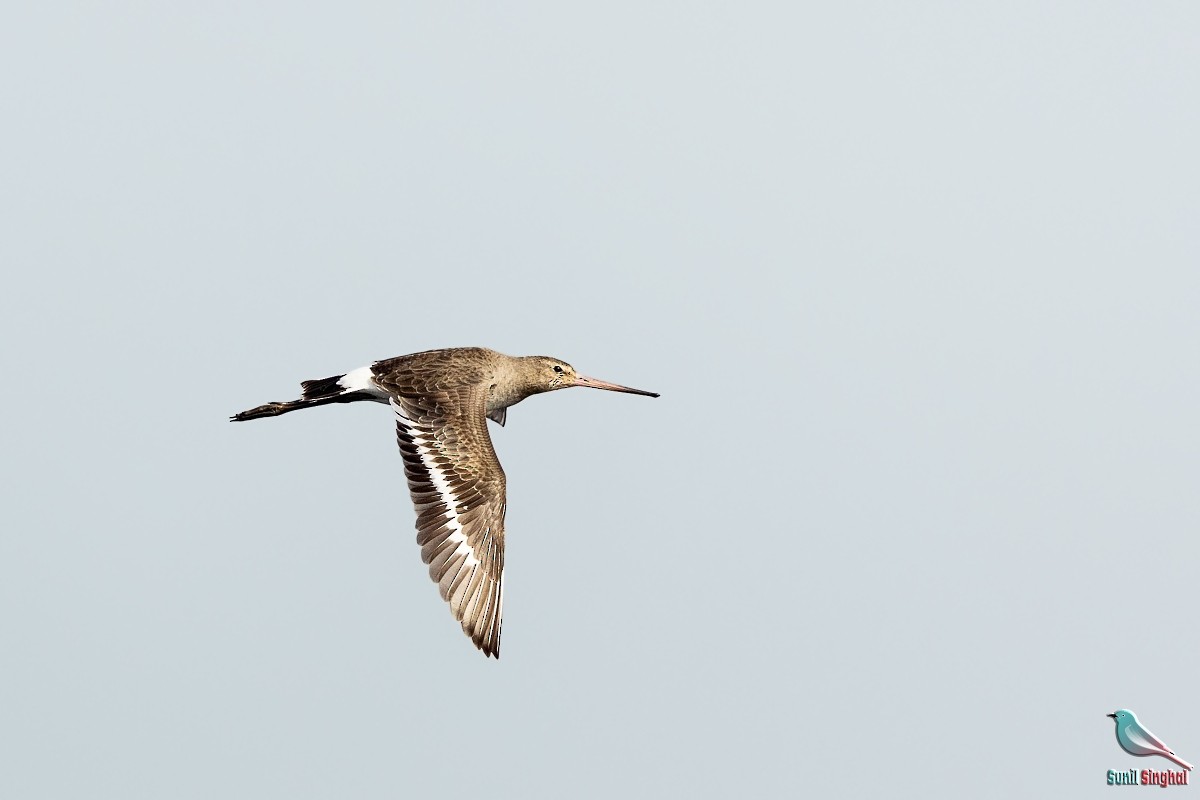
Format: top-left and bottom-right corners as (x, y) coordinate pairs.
(1, 3), (1197, 798)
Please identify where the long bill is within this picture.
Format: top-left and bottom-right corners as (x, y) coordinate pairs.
(574, 374), (660, 398)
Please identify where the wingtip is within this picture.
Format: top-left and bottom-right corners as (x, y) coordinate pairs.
(476, 632), (500, 660)
(479, 637), (500, 659)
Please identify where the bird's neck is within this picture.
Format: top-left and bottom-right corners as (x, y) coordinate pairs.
(487, 357), (546, 412)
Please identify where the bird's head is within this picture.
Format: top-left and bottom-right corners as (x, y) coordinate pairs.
(527, 356), (659, 398)
(1108, 709), (1137, 724)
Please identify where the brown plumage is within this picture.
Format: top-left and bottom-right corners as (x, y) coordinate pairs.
(231, 347), (658, 658)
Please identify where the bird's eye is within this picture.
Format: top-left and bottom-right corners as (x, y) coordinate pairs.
(553, 365), (564, 374)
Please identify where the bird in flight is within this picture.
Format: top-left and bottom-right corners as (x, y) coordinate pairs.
(231, 347), (659, 658)
(1108, 709), (1194, 771)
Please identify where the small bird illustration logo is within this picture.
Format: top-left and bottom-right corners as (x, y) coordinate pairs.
(1108, 709), (1193, 771)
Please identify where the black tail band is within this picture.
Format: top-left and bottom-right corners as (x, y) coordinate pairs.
(230, 390), (377, 422)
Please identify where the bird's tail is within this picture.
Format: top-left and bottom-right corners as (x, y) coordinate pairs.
(1164, 751), (1194, 771)
(230, 369), (381, 422)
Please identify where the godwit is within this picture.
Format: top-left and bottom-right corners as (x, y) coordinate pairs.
(231, 347), (658, 658)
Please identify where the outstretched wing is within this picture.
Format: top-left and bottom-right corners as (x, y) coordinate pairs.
(389, 387), (506, 658)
